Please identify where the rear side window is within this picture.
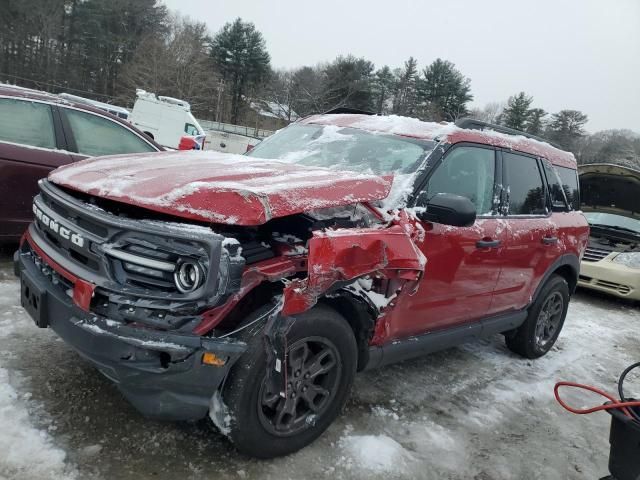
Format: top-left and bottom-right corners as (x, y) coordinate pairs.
(0, 98), (56, 149)
(505, 153), (546, 215)
(423, 146), (496, 215)
(556, 165), (580, 210)
(542, 160), (569, 211)
(62, 108), (156, 157)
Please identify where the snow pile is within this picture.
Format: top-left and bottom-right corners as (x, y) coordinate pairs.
(209, 391), (233, 436)
(0, 369), (76, 480)
(338, 434), (412, 473)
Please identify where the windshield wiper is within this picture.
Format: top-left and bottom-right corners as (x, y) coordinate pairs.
(590, 223), (640, 236)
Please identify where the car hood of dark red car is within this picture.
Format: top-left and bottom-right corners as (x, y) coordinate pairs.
(48, 151), (392, 225)
(579, 163), (640, 219)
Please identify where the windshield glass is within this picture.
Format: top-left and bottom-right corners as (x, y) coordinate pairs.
(246, 124), (434, 175)
(584, 212), (640, 235)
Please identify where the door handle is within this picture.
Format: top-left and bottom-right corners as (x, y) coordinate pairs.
(476, 239), (501, 248)
(542, 236), (558, 245)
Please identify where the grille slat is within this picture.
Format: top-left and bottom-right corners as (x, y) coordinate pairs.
(583, 247), (611, 262)
(594, 279), (632, 295)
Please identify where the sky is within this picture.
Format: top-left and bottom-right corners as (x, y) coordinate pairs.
(163, 0), (640, 133)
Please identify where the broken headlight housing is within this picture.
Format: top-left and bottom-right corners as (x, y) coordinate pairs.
(612, 252), (640, 269)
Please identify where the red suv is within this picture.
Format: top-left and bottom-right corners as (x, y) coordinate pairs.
(0, 85), (163, 243)
(14, 112), (589, 458)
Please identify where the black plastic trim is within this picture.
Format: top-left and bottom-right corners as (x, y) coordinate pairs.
(532, 253), (580, 299)
(17, 249), (246, 421)
(365, 309), (527, 370)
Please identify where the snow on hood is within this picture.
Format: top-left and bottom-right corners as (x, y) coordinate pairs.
(48, 151), (392, 225)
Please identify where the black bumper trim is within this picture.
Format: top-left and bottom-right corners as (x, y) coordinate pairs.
(17, 250), (246, 421)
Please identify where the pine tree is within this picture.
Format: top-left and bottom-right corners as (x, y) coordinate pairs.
(417, 58), (473, 121)
(320, 55), (374, 112)
(546, 110), (589, 152)
(392, 57), (418, 115)
(525, 108), (547, 136)
(501, 92), (533, 130)
(211, 18), (271, 124)
(372, 66), (395, 114)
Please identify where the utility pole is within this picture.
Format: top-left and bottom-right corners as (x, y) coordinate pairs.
(215, 79), (225, 124)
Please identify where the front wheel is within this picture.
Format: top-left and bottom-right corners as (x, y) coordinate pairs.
(505, 274), (570, 359)
(221, 305), (358, 458)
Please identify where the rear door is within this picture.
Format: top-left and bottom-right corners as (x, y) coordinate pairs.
(58, 106), (159, 159)
(0, 97), (73, 240)
(490, 151), (560, 313)
(388, 144), (507, 339)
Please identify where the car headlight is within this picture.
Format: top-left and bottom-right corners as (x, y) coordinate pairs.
(174, 260), (205, 293)
(612, 252), (640, 269)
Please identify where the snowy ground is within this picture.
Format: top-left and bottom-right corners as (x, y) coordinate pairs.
(0, 249), (638, 480)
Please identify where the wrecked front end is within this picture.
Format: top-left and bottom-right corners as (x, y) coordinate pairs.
(16, 180), (248, 420)
(16, 179), (426, 422)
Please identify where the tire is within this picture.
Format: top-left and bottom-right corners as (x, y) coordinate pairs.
(222, 304), (358, 458)
(505, 274), (570, 359)
(142, 131), (154, 140)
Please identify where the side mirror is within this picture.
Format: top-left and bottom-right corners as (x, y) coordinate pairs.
(416, 193), (476, 227)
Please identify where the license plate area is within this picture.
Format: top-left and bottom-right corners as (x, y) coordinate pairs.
(21, 272), (49, 328)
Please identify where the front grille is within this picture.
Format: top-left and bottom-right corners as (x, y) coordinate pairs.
(583, 247), (611, 262)
(595, 279), (632, 295)
(32, 181), (226, 302)
(106, 242), (181, 291)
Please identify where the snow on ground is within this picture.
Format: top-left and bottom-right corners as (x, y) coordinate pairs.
(0, 266), (78, 480)
(0, 250), (638, 479)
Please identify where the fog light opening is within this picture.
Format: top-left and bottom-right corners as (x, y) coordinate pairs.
(174, 260), (203, 293)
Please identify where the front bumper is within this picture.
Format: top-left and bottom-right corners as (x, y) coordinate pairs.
(578, 259), (640, 301)
(16, 244), (246, 421)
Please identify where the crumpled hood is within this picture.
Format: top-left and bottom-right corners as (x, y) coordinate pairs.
(579, 163), (640, 219)
(48, 151), (392, 225)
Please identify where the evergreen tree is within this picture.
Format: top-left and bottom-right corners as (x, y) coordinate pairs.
(211, 18), (271, 124)
(372, 66), (395, 114)
(525, 108), (547, 136)
(417, 58), (473, 121)
(501, 92), (533, 130)
(289, 66), (324, 116)
(320, 55), (374, 112)
(392, 57), (418, 115)
(546, 110), (589, 151)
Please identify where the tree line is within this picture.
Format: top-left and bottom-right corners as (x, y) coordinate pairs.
(1, 0), (638, 168)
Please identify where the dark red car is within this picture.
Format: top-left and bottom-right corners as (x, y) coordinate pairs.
(0, 85), (163, 243)
(14, 112), (589, 458)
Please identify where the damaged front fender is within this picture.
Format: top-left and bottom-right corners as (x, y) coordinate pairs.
(282, 223), (426, 316)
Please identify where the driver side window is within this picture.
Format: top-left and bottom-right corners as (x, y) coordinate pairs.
(421, 146), (496, 215)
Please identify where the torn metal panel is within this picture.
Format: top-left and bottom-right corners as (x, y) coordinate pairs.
(282, 222), (426, 316)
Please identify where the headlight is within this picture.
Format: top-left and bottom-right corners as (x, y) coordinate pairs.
(612, 252), (640, 269)
(174, 260), (204, 293)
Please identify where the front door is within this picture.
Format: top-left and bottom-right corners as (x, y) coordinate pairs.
(387, 144), (507, 340)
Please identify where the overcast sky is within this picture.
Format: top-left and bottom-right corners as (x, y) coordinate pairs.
(163, 0), (640, 133)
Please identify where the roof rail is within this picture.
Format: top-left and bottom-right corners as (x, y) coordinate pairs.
(323, 107), (377, 116)
(455, 117), (559, 147)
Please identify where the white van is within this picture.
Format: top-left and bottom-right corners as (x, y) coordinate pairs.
(130, 90), (205, 149)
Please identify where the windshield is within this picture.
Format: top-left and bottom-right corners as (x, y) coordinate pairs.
(584, 212), (640, 235)
(246, 123), (434, 175)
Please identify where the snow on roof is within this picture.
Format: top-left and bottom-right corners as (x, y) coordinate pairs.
(136, 89), (191, 111)
(302, 114), (576, 168)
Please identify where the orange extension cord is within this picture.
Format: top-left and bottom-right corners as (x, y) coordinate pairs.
(554, 382), (640, 419)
